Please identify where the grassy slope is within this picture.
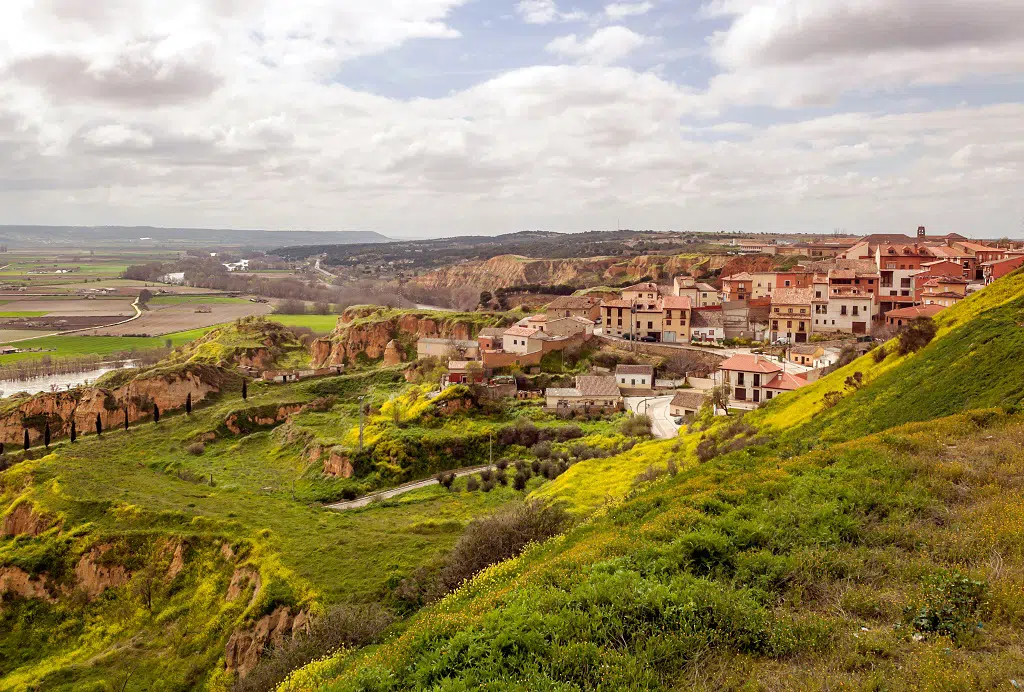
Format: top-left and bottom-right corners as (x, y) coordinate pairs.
(290, 270), (1024, 690)
(0, 372), (540, 690)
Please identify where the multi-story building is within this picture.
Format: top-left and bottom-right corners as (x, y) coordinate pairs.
(599, 295), (691, 343)
(600, 299), (632, 338)
(768, 288), (814, 343)
(673, 276), (720, 307)
(720, 273), (754, 302)
(545, 295), (602, 322)
(660, 296), (691, 343)
(621, 282), (660, 302)
(717, 354), (808, 406)
(921, 276), (968, 308)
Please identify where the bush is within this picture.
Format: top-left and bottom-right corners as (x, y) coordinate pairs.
(478, 468), (494, 483)
(436, 472), (455, 490)
(495, 458), (510, 471)
(911, 572), (989, 642)
(495, 469), (508, 486)
(620, 414), (653, 438)
(530, 440), (553, 459)
(897, 318), (938, 355)
(872, 345), (888, 363)
(821, 391), (844, 410)
(429, 501), (571, 598)
(513, 471), (529, 491)
(481, 479), (495, 493)
(186, 442), (205, 456)
(531, 459), (542, 474)
(466, 476), (479, 492)
(234, 604), (393, 692)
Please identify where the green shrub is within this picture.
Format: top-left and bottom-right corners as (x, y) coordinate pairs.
(911, 571), (989, 642)
(897, 318), (938, 355)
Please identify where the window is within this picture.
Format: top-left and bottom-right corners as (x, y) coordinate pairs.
(841, 306), (848, 316)
(753, 374), (761, 387)
(816, 291), (822, 298)
(631, 379), (636, 386)
(647, 321), (653, 330)
(788, 307), (794, 314)
(787, 320), (793, 328)
(852, 306), (859, 316)
(784, 280), (791, 287)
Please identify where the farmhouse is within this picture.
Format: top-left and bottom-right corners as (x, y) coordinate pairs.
(669, 390), (706, 418)
(615, 364), (654, 390)
(416, 338), (480, 360)
(885, 304), (945, 328)
(545, 295), (602, 322)
(544, 376), (623, 411)
(717, 354), (808, 406)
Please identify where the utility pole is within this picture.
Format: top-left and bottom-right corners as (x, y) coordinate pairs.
(489, 432), (493, 468)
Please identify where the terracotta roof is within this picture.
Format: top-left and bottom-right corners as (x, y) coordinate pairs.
(718, 354), (783, 374)
(696, 283), (718, 292)
(670, 390), (707, 410)
(691, 310), (724, 328)
(790, 344), (822, 355)
(981, 255), (1024, 267)
(448, 360), (481, 370)
(763, 372), (808, 391)
(478, 327), (506, 337)
(616, 364), (654, 376)
(954, 241), (1002, 253)
(546, 387), (581, 398)
(885, 305), (944, 319)
(601, 299), (634, 309)
(660, 295), (692, 310)
(923, 276), (968, 286)
(622, 282), (660, 292)
(575, 376), (622, 397)
(925, 291), (964, 299)
(771, 288), (814, 305)
(418, 337), (478, 347)
(546, 295), (600, 310)
(503, 326), (540, 337)
(722, 272), (754, 281)
(548, 316), (594, 325)
(525, 314), (548, 322)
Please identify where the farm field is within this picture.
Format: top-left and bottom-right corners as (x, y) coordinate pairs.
(266, 313), (342, 332)
(0, 327), (217, 365)
(87, 300), (272, 336)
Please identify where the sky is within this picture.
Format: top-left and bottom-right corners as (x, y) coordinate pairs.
(1, 0), (1023, 238)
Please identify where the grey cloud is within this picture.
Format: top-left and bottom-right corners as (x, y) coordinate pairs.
(6, 49), (223, 107)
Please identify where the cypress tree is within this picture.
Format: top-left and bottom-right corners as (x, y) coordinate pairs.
(24, 429), (30, 451)
(71, 419), (77, 443)
(186, 392), (192, 415)
(0, 442), (4, 455)
(44, 422), (51, 448)
(96, 413), (103, 437)
(242, 379), (248, 400)
(124, 406), (129, 431)
(153, 403), (160, 424)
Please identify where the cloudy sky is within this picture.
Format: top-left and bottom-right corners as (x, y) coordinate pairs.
(2, 0), (1023, 238)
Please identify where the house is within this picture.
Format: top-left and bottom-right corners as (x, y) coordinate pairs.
(615, 364), (655, 390)
(885, 304), (945, 328)
(690, 308), (725, 343)
(445, 360), (487, 385)
(669, 390), (707, 418)
(516, 314), (549, 332)
(717, 354), (785, 406)
(544, 376), (623, 411)
(982, 254), (1024, 284)
(621, 282), (660, 302)
(546, 316), (594, 338)
(720, 273), (754, 302)
(734, 239), (776, 254)
(768, 288), (814, 343)
(749, 272), (776, 299)
(921, 276), (968, 308)
(477, 327), (506, 351)
(660, 296), (691, 343)
(673, 276), (720, 307)
(417, 338), (480, 360)
(502, 326), (548, 355)
(545, 295), (602, 322)
(600, 299), (633, 338)
(718, 354), (809, 406)
(788, 344), (824, 367)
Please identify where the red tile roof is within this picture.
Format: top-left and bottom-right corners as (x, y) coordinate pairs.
(771, 288), (814, 305)
(763, 372), (808, 391)
(718, 354), (783, 374)
(503, 326), (540, 337)
(885, 305), (944, 320)
(660, 295), (692, 310)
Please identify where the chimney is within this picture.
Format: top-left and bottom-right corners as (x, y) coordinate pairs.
(917, 226), (926, 238)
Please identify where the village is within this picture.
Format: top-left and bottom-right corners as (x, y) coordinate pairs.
(412, 227), (1024, 437)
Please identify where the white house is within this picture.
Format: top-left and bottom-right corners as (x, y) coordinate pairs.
(690, 309), (725, 344)
(502, 326), (544, 355)
(615, 364), (655, 390)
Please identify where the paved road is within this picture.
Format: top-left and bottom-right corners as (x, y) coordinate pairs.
(625, 395), (681, 439)
(325, 464), (495, 511)
(596, 331), (751, 358)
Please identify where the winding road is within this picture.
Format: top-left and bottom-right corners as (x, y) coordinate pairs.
(325, 464), (495, 511)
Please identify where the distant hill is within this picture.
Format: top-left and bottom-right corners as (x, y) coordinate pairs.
(0, 226), (390, 251)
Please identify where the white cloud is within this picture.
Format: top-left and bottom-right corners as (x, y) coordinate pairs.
(605, 2), (654, 20)
(546, 27), (649, 66)
(515, 0), (587, 25)
(707, 0), (1024, 107)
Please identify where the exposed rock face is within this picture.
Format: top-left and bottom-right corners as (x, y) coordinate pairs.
(0, 364), (229, 445)
(225, 404), (306, 435)
(226, 567), (262, 603)
(312, 309), (486, 367)
(167, 542), (186, 580)
(225, 607), (310, 678)
(716, 255), (778, 276)
(0, 566), (54, 602)
(2, 503), (52, 537)
(323, 448), (354, 478)
(75, 545), (130, 600)
(382, 339), (402, 366)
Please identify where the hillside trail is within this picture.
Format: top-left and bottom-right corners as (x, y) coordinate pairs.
(325, 464), (496, 511)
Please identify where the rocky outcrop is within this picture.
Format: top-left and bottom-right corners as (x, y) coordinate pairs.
(2, 502), (54, 537)
(75, 545), (130, 600)
(225, 607), (310, 678)
(382, 339), (402, 366)
(313, 309), (489, 367)
(715, 255), (779, 277)
(0, 364), (230, 445)
(226, 566), (261, 603)
(167, 542), (186, 580)
(224, 404), (306, 435)
(0, 566), (55, 602)
(322, 448), (354, 478)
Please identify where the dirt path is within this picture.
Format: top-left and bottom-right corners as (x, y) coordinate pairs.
(325, 464), (495, 511)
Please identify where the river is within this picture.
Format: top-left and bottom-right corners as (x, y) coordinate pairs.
(0, 363), (136, 397)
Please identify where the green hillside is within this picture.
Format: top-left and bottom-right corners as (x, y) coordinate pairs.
(283, 270), (1024, 690)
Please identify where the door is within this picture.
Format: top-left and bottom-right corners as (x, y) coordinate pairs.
(795, 332), (808, 343)
(852, 322), (866, 334)
(734, 388), (747, 401)
(664, 331), (676, 343)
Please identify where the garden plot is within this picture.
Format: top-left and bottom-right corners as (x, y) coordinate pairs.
(87, 299), (272, 336)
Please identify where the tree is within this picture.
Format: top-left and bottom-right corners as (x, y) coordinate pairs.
(138, 288), (153, 306)
(96, 413), (103, 436)
(185, 393), (192, 415)
(71, 419), (77, 443)
(479, 291), (493, 306)
(709, 382), (732, 414)
(897, 318), (938, 356)
(242, 380), (248, 400)
(44, 422), (51, 448)
(153, 403), (160, 424)
(124, 406), (130, 431)
(24, 429), (30, 451)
